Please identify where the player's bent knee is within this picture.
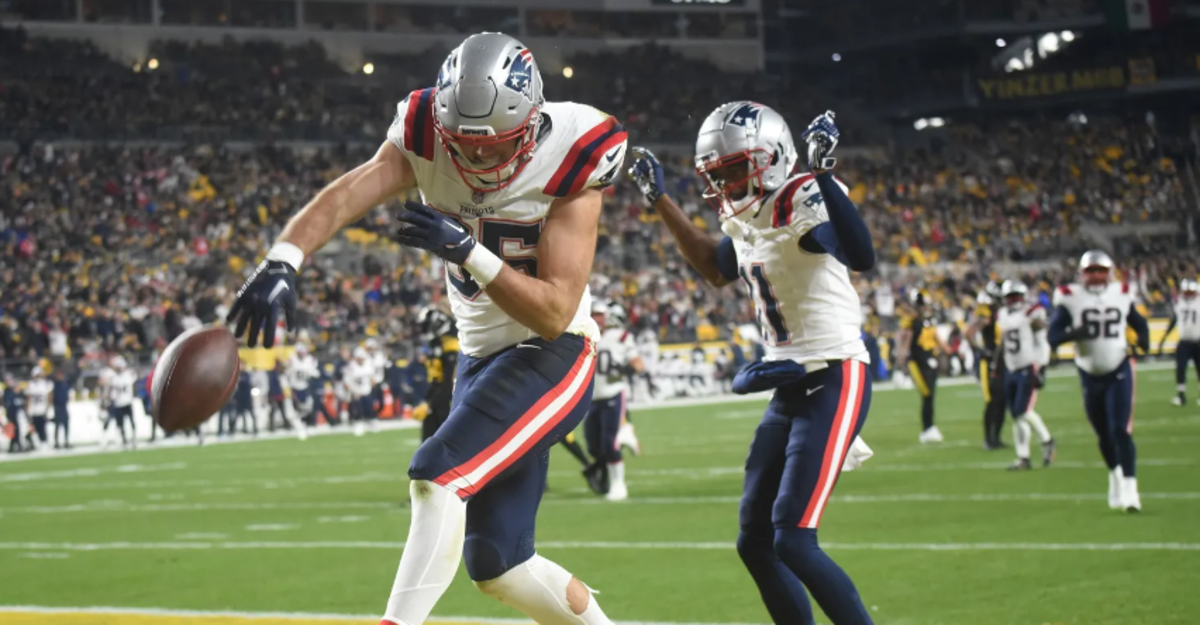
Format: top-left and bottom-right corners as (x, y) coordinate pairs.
(736, 530), (775, 566)
(408, 436), (453, 483)
(464, 533), (534, 582)
(773, 527), (820, 564)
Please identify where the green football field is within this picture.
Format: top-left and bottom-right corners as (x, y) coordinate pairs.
(2, 363), (1199, 625)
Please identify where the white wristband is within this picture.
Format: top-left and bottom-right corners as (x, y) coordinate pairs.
(265, 242), (305, 271)
(463, 245), (504, 287)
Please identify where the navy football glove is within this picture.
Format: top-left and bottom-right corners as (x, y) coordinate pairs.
(626, 146), (665, 204)
(226, 259), (297, 348)
(800, 110), (839, 171)
(395, 200), (476, 266)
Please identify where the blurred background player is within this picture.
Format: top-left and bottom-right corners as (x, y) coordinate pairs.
(232, 361), (259, 436)
(966, 281), (1007, 450)
(412, 307), (458, 442)
(345, 348), (374, 437)
(267, 360), (290, 433)
(898, 289), (951, 443)
(101, 356), (138, 449)
(51, 368), (73, 449)
(630, 107), (877, 625)
(366, 338), (388, 433)
(25, 366), (53, 451)
(3, 373), (26, 453)
(997, 280), (1055, 471)
(1162, 279), (1200, 406)
(1050, 250), (1150, 512)
(286, 343), (320, 438)
(585, 300), (645, 501)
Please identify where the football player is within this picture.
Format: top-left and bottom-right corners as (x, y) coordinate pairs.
(629, 107), (875, 625)
(585, 300), (644, 501)
(411, 306), (459, 442)
(897, 289), (951, 443)
(285, 343), (320, 439)
(1160, 279), (1200, 406)
(965, 282), (1006, 450)
(24, 366), (53, 451)
(996, 280), (1056, 470)
(344, 348), (374, 437)
(227, 32), (624, 625)
(1049, 250), (1150, 512)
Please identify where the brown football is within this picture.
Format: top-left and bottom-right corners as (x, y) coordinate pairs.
(151, 326), (241, 432)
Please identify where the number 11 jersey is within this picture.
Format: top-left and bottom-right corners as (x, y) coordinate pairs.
(388, 90), (628, 357)
(1053, 282), (1137, 375)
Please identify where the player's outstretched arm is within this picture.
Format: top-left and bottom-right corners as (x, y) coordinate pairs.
(798, 112), (876, 272)
(626, 147), (734, 287)
(277, 141), (417, 260)
(1127, 304), (1151, 354)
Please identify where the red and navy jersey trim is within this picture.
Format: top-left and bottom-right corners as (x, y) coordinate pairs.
(1026, 303), (1045, 316)
(1058, 285), (1073, 296)
(544, 116), (627, 198)
(403, 88), (436, 162)
(772, 174), (814, 228)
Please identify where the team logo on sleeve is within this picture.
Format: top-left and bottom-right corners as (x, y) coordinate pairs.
(724, 103), (764, 131)
(503, 49), (535, 99)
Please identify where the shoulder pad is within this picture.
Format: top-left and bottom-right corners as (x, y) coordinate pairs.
(543, 110), (627, 198)
(1058, 284), (1072, 296)
(771, 174), (815, 228)
(1026, 304), (1046, 317)
(1121, 281), (1130, 294)
(388, 88), (437, 162)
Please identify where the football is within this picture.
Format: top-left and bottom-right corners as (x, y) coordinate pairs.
(150, 326), (241, 432)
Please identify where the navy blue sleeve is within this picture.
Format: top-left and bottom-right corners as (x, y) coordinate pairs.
(812, 172), (875, 272)
(1047, 305), (1078, 349)
(716, 236), (739, 282)
(1127, 304), (1150, 353)
(799, 223), (853, 267)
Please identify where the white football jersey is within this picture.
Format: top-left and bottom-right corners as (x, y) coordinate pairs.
(343, 361), (373, 398)
(636, 329), (659, 375)
(1054, 282), (1136, 375)
(105, 368), (138, 408)
(998, 303), (1047, 372)
(721, 173), (867, 365)
(369, 351), (389, 386)
(594, 328), (638, 400)
(1174, 297), (1200, 342)
(26, 378), (53, 416)
(388, 91), (627, 357)
(286, 354), (319, 391)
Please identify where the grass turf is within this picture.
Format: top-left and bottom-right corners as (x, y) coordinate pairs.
(1, 364), (1198, 625)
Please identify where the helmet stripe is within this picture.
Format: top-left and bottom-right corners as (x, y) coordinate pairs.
(544, 116), (626, 197)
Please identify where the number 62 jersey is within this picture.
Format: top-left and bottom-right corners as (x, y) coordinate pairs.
(387, 89), (628, 358)
(1053, 282), (1137, 375)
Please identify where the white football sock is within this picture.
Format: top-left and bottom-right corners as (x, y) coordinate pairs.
(1022, 410), (1052, 443)
(1013, 417), (1032, 460)
(608, 461), (626, 491)
(381, 480), (465, 625)
(475, 554), (613, 625)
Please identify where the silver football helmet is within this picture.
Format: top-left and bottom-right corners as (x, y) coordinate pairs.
(1001, 279), (1028, 310)
(1180, 279), (1198, 298)
(1079, 250), (1115, 293)
(694, 101), (798, 219)
(606, 302), (628, 329)
(433, 32), (544, 194)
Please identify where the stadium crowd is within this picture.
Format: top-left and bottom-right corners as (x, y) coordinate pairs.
(1, 29), (1196, 430)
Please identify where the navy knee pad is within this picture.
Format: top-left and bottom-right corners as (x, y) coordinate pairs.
(736, 530), (775, 567)
(408, 436), (452, 483)
(464, 530), (536, 582)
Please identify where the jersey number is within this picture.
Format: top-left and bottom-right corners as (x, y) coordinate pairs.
(1005, 329), (1021, 354)
(596, 349), (620, 380)
(448, 220), (542, 299)
(1184, 310), (1198, 325)
(739, 264), (790, 344)
(1081, 307), (1123, 339)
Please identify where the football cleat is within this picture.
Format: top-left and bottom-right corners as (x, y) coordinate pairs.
(1122, 477), (1142, 513)
(918, 426), (944, 444)
(583, 463), (608, 495)
(1007, 458), (1032, 471)
(1041, 439), (1057, 468)
(1108, 468), (1124, 510)
(605, 482), (628, 502)
(1171, 396), (1184, 407)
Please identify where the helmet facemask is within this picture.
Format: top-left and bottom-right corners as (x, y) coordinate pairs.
(1081, 266), (1111, 293)
(434, 105), (541, 194)
(696, 148), (771, 219)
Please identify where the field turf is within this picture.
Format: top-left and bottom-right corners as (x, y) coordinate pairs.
(1, 362), (1198, 625)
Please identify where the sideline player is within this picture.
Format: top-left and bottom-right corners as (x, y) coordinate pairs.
(585, 299), (644, 501)
(227, 32), (625, 625)
(996, 280), (1055, 470)
(1049, 250), (1150, 512)
(286, 343), (320, 439)
(1161, 279), (1200, 405)
(629, 106), (875, 625)
(897, 289), (950, 443)
(966, 282), (1006, 450)
(411, 306), (459, 442)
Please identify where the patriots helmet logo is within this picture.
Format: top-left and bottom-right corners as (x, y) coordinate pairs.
(725, 102), (764, 130)
(503, 48), (535, 99)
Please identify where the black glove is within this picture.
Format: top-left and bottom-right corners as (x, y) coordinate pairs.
(226, 259), (297, 348)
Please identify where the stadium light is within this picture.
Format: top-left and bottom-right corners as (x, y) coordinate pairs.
(832, 53), (842, 62)
(996, 38), (1006, 47)
(913, 119), (929, 131)
(1006, 57), (1025, 72)
(928, 117), (945, 128)
(563, 66), (574, 78)
(1061, 30), (1076, 42)
(362, 62), (375, 75)
(132, 62), (142, 73)
(147, 58), (159, 71)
